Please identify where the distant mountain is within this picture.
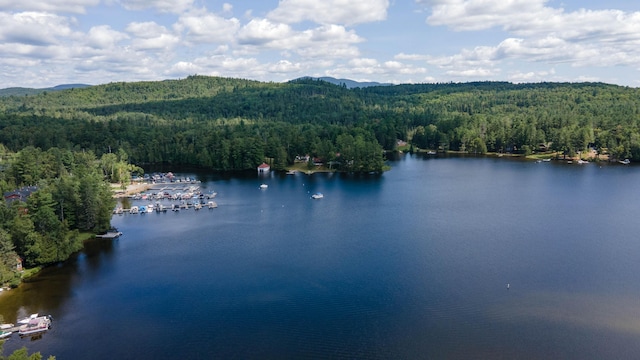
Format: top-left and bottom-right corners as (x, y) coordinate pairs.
(51, 84), (91, 90)
(294, 76), (392, 89)
(0, 83), (91, 97)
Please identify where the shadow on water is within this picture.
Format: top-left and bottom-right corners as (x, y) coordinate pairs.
(0, 237), (118, 324)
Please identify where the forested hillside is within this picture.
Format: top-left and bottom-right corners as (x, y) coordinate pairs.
(2, 76), (640, 173)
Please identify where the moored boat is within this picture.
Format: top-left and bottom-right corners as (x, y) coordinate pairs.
(17, 313), (38, 325)
(18, 315), (51, 336)
(311, 192), (324, 199)
(0, 323), (14, 338)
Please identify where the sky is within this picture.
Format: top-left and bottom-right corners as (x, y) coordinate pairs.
(1, 0), (640, 88)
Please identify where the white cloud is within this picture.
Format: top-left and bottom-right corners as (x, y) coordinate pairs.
(508, 68), (556, 83)
(424, 0), (555, 31)
(0, 11), (74, 46)
(235, 21), (362, 60)
(267, 0), (389, 26)
(395, 53), (431, 61)
(293, 25), (362, 58)
(0, 0), (99, 13)
(446, 67), (499, 78)
(329, 57), (427, 79)
(118, 0), (194, 14)
(268, 60), (302, 74)
(87, 25), (128, 49)
(238, 19), (293, 46)
(126, 22), (179, 51)
(175, 9), (241, 44)
(417, 0), (640, 81)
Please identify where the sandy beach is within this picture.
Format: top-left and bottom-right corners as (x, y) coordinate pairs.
(111, 182), (153, 198)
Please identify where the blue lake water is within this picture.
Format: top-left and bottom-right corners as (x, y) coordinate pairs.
(2, 155), (640, 359)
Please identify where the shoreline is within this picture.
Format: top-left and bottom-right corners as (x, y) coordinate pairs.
(111, 182), (154, 198)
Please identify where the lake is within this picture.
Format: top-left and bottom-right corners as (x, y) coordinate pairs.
(2, 154), (640, 359)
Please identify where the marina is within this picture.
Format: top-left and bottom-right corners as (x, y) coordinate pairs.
(113, 181), (219, 215)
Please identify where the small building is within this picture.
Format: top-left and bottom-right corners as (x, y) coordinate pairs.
(16, 257), (23, 271)
(3, 186), (38, 205)
(257, 163), (270, 173)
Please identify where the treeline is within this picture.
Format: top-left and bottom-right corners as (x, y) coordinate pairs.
(2, 77), (640, 173)
(0, 146), (132, 285)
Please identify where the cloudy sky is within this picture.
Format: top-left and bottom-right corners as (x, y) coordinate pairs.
(1, 0), (640, 88)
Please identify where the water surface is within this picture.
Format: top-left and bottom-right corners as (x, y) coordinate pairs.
(2, 155), (640, 359)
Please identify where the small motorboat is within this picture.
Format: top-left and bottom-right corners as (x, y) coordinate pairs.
(311, 193), (324, 199)
(260, 184), (268, 189)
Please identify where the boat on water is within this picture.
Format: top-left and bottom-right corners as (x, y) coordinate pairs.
(207, 201), (218, 209)
(260, 184), (268, 189)
(0, 323), (13, 338)
(620, 158), (631, 165)
(18, 315), (51, 336)
(311, 193), (324, 199)
(17, 314), (38, 325)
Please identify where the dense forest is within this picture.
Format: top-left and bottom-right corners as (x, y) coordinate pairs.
(1, 76), (639, 174)
(0, 146), (136, 286)
(1, 75), (640, 283)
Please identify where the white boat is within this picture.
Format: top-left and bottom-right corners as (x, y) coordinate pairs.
(18, 315), (51, 336)
(311, 193), (324, 199)
(260, 184), (268, 189)
(207, 201), (218, 209)
(620, 158), (630, 165)
(0, 323), (14, 338)
(206, 191), (218, 199)
(17, 313), (38, 325)
(577, 159), (589, 164)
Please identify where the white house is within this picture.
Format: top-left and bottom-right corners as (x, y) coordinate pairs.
(257, 163), (270, 173)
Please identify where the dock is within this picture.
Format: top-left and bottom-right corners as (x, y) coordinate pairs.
(95, 231), (123, 239)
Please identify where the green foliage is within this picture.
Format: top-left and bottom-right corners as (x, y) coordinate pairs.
(0, 340), (55, 359)
(0, 147), (117, 272)
(1, 77), (638, 169)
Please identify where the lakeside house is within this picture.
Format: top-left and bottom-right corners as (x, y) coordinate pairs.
(257, 163), (270, 173)
(3, 186), (38, 205)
